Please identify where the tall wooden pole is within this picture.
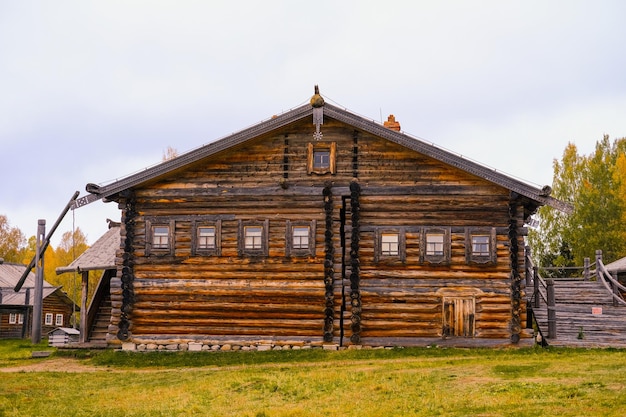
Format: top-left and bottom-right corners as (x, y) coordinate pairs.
(32, 219), (45, 344)
(80, 271), (89, 343)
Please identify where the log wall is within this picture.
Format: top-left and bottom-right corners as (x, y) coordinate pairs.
(108, 117), (529, 347)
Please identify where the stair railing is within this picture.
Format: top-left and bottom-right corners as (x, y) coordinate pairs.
(525, 252), (556, 338)
(595, 250), (626, 307)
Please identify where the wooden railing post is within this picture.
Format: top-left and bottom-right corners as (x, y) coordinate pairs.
(612, 272), (619, 307)
(525, 246), (532, 287)
(533, 266), (540, 309)
(595, 250), (603, 271)
(583, 257), (590, 280)
(546, 279), (556, 339)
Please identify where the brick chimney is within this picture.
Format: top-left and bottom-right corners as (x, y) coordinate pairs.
(384, 114), (401, 131)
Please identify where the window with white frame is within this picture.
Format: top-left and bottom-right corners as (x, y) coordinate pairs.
(45, 313), (53, 326)
(472, 235), (490, 256)
(9, 313), (17, 324)
(293, 226), (310, 249)
(421, 228), (450, 264)
(152, 226), (170, 249)
(374, 229), (406, 262)
(55, 314), (63, 326)
(286, 220), (316, 257)
(381, 233), (399, 256)
(466, 228), (497, 264)
(197, 226), (216, 250)
(426, 233), (444, 256)
(245, 226), (263, 249)
(191, 220), (221, 256)
(18, 314), (23, 324)
(239, 220), (269, 256)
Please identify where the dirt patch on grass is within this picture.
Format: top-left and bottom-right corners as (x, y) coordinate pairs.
(0, 357), (104, 373)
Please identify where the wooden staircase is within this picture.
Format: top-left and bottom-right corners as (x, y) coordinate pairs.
(530, 279), (626, 347)
(87, 294), (111, 348)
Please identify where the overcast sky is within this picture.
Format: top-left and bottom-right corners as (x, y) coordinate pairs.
(2, 1), (626, 248)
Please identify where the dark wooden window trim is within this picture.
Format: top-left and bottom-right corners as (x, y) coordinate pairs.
(191, 220), (222, 256)
(465, 227), (497, 264)
(145, 218), (175, 256)
(374, 228), (406, 263)
(238, 219), (269, 257)
(307, 142), (337, 175)
(286, 220), (316, 257)
(420, 227), (451, 264)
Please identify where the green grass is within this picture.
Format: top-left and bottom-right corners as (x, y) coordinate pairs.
(1, 341), (625, 416)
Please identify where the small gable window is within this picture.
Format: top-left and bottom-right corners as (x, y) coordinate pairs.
(307, 142), (337, 175)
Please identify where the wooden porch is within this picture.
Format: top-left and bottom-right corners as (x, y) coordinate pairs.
(527, 250), (626, 347)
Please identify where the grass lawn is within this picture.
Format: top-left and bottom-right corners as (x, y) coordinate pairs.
(0, 340), (625, 416)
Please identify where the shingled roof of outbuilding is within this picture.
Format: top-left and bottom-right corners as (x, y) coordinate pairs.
(56, 225), (120, 274)
(77, 98), (571, 214)
(0, 262), (68, 306)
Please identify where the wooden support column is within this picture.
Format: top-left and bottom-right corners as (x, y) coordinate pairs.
(32, 219), (45, 344)
(533, 266), (540, 309)
(80, 271), (89, 343)
(583, 257), (590, 281)
(546, 279), (556, 339)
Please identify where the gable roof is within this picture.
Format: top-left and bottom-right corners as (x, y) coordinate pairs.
(605, 256), (626, 274)
(76, 98), (571, 213)
(56, 225), (120, 274)
(0, 262), (68, 307)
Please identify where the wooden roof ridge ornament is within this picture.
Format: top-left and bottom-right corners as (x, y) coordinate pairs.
(311, 85), (324, 140)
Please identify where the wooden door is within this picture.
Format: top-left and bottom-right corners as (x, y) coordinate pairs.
(443, 297), (475, 337)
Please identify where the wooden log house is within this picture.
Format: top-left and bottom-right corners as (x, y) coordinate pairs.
(80, 87), (568, 349)
(0, 260), (76, 339)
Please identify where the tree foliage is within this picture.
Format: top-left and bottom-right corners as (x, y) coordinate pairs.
(0, 214), (26, 262)
(528, 135), (626, 267)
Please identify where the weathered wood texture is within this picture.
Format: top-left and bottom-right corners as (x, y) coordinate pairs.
(108, 117), (529, 346)
(531, 279), (626, 347)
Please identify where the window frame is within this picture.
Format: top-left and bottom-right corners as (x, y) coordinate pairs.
(145, 219), (175, 256)
(374, 228), (406, 262)
(307, 142), (337, 175)
(9, 313), (17, 325)
(45, 313), (53, 326)
(421, 227), (451, 264)
(55, 313), (64, 326)
(192, 220), (222, 256)
(465, 227), (497, 264)
(286, 220), (316, 257)
(238, 219), (269, 257)
(17, 313), (24, 325)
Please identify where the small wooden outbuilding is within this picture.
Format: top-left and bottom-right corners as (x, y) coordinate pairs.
(0, 260), (77, 339)
(48, 327), (80, 347)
